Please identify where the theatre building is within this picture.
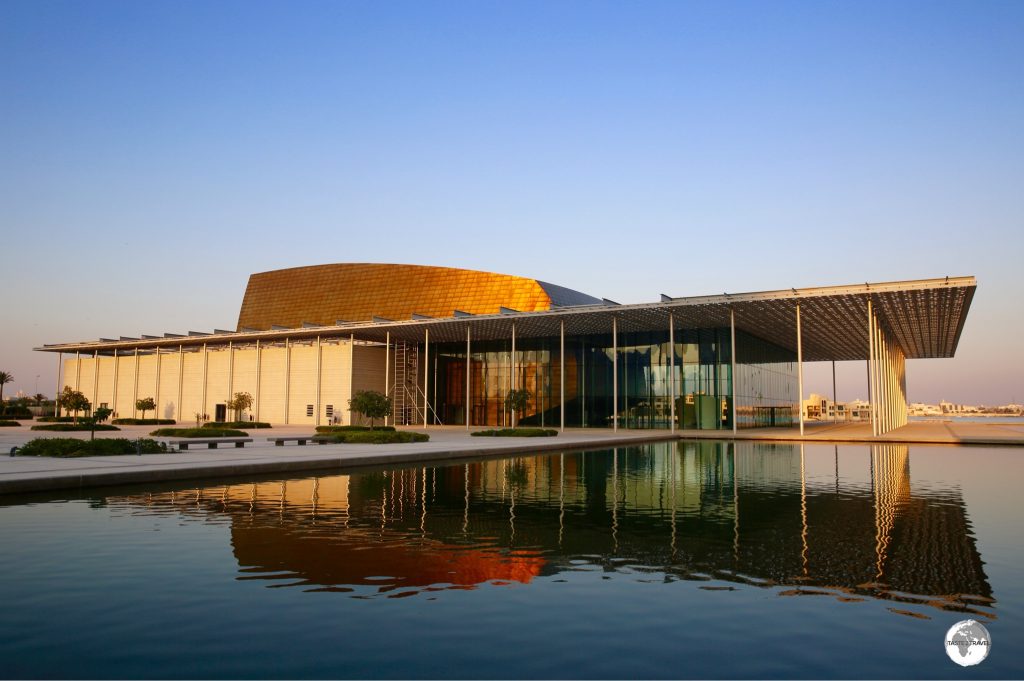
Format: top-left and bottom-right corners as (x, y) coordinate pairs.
(38, 264), (976, 436)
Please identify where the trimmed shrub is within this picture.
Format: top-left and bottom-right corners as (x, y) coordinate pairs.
(150, 427), (248, 437)
(0, 420), (21, 427)
(316, 430), (429, 444)
(203, 421), (271, 429)
(471, 428), (559, 437)
(31, 423), (120, 432)
(112, 418), (176, 425)
(16, 437), (168, 458)
(315, 425), (396, 433)
(36, 416), (74, 423)
(0, 407), (33, 420)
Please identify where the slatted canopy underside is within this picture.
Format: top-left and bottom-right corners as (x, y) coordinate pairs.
(38, 277), (976, 362)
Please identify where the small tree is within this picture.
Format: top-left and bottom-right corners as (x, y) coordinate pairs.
(57, 386), (90, 424)
(33, 393), (47, 405)
(136, 397), (156, 420)
(348, 390), (391, 429)
(84, 406), (112, 441)
(505, 388), (531, 427)
(226, 392), (253, 422)
(0, 371), (12, 413)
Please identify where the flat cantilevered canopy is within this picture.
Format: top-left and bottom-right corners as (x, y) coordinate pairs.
(37, 276), (976, 362)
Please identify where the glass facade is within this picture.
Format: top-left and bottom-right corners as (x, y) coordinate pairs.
(428, 326), (797, 430)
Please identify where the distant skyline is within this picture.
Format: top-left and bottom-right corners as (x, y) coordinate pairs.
(2, 0), (1022, 404)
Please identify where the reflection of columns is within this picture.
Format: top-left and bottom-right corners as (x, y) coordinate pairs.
(384, 332), (390, 427)
(730, 308), (737, 434)
(800, 443), (808, 577)
(465, 326), (471, 430)
(612, 317), (618, 431)
(796, 303), (804, 436)
(669, 313), (676, 433)
(560, 320), (565, 433)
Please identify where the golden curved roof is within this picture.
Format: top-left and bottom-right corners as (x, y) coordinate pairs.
(236, 263), (600, 331)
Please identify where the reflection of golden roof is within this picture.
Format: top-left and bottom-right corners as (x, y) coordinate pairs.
(236, 263), (601, 330)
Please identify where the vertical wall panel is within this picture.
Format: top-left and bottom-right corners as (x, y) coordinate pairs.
(232, 348), (258, 420)
(96, 357), (114, 411)
(288, 344), (318, 424)
(158, 353), (181, 420)
(115, 355), (137, 418)
(137, 354), (158, 415)
(180, 350), (205, 424)
(319, 342), (349, 425)
(205, 349), (230, 418)
(258, 346), (287, 423)
(352, 345), (386, 426)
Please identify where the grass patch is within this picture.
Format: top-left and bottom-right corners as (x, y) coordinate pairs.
(150, 427), (248, 437)
(112, 418), (176, 425)
(316, 430), (428, 444)
(31, 423), (121, 432)
(315, 425), (396, 433)
(471, 428), (559, 437)
(203, 421), (271, 429)
(15, 438), (168, 458)
(0, 420), (22, 427)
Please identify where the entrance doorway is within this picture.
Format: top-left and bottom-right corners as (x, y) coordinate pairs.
(215, 404), (227, 422)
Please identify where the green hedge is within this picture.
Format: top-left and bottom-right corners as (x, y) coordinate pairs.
(316, 430), (428, 444)
(150, 427), (248, 437)
(0, 420), (21, 427)
(203, 421), (271, 429)
(15, 437), (168, 458)
(112, 418), (176, 425)
(31, 423), (121, 432)
(470, 428), (559, 437)
(36, 416), (75, 422)
(0, 407), (33, 420)
(315, 425), (396, 433)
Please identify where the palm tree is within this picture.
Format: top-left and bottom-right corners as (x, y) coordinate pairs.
(0, 371), (12, 412)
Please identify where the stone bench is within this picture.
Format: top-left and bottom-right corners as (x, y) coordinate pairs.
(172, 438), (253, 450)
(267, 436), (329, 446)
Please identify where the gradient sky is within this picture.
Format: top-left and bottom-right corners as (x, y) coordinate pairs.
(2, 0), (1022, 404)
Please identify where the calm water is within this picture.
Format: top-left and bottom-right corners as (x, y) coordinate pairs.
(0, 441), (1021, 679)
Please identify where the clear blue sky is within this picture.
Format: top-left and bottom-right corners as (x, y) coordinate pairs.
(2, 0), (1022, 404)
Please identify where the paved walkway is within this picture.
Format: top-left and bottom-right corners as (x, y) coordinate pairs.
(1, 420), (1021, 495)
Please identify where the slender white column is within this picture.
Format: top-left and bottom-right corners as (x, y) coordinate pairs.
(227, 341), (234, 407)
(796, 303), (804, 437)
(669, 313), (676, 433)
(510, 322), (516, 428)
(384, 332), (390, 427)
(315, 336), (322, 426)
(254, 340), (262, 422)
(92, 351), (100, 410)
(200, 344), (208, 422)
(284, 338), (291, 425)
(832, 360), (837, 423)
(154, 347), (161, 417)
(730, 308), (737, 435)
(612, 316), (618, 431)
(465, 326), (471, 430)
(560, 320), (565, 433)
(867, 301), (876, 437)
(176, 345), (184, 423)
(423, 329), (430, 427)
(112, 350), (120, 418)
(131, 348), (140, 418)
(54, 352), (62, 416)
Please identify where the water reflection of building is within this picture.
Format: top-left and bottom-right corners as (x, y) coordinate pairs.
(106, 443), (992, 611)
